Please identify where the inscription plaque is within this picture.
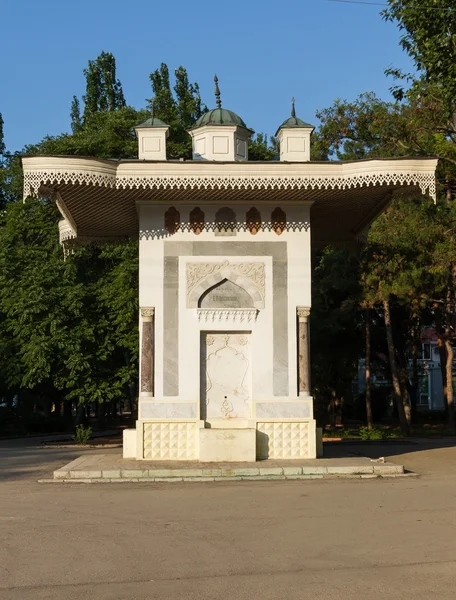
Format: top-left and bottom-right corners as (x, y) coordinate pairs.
(199, 279), (254, 309)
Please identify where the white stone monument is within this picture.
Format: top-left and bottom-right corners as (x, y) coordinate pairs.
(22, 77), (438, 462)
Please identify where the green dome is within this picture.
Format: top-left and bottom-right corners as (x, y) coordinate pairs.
(135, 116), (170, 129)
(275, 116), (314, 137)
(192, 108), (250, 130)
(278, 116), (314, 130)
(275, 99), (314, 136)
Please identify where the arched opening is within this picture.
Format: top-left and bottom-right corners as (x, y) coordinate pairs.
(164, 206), (180, 235)
(246, 207), (261, 235)
(190, 207), (205, 235)
(271, 207), (286, 235)
(215, 206), (236, 235)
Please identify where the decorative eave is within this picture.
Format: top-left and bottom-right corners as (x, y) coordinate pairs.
(23, 155), (437, 197)
(22, 155), (438, 247)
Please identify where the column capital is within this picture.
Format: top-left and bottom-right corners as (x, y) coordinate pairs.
(141, 307), (155, 319)
(297, 307), (310, 321)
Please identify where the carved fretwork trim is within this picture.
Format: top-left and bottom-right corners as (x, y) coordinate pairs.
(197, 309), (258, 323)
(23, 167), (437, 201)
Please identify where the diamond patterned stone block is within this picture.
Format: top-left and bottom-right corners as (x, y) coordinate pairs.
(256, 422), (309, 459)
(143, 422), (197, 460)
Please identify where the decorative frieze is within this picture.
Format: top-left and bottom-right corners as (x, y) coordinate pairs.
(197, 308), (258, 323)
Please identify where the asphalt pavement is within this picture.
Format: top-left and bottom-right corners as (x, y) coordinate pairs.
(1, 437), (456, 599)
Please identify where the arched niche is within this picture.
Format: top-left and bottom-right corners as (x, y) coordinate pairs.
(164, 206), (180, 235)
(188, 265), (265, 309)
(246, 207), (261, 235)
(271, 207), (286, 235)
(215, 206), (236, 236)
(190, 207), (205, 235)
(199, 279), (255, 309)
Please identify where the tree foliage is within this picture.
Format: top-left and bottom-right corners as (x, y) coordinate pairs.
(383, 1), (456, 109)
(148, 63), (206, 159)
(82, 51), (126, 123)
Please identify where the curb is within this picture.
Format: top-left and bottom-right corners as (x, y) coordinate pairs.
(39, 472), (414, 484)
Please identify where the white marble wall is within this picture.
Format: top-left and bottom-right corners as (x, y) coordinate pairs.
(134, 201), (315, 459)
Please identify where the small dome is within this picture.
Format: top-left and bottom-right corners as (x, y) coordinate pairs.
(135, 115), (170, 129)
(275, 98), (314, 136)
(191, 75), (253, 133)
(192, 108), (250, 130)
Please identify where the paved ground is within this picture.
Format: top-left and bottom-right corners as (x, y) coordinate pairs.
(1, 437), (456, 599)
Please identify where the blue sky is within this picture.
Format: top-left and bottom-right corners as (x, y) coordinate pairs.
(0, 0), (413, 152)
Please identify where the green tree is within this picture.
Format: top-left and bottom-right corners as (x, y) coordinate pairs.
(149, 63), (206, 159)
(70, 96), (82, 134)
(311, 248), (363, 430)
(248, 133), (278, 161)
(383, 1), (456, 109)
(82, 51), (126, 123)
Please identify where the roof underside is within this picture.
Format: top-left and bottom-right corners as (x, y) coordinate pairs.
(22, 156), (437, 246)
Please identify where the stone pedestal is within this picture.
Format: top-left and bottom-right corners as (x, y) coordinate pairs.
(199, 427), (256, 462)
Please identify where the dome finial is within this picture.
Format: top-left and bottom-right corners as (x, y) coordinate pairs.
(150, 97), (155, 123)
(214, 75), (222, 108)
(291, 97), (296, 118)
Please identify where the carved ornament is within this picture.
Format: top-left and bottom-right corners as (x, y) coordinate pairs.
(297, 307), (311, 320)
(187, 261), (265, 299)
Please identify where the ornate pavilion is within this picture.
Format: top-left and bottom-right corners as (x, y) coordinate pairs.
(22, 80), (437, 462)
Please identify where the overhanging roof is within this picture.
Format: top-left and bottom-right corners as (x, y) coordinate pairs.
(22, 156), (438, 246)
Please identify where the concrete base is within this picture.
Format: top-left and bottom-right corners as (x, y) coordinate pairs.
(199, 428), (256, 462)
(48, 453), (407, 483)
(134, 419), (317, 460)
(122, 429), (137, 458)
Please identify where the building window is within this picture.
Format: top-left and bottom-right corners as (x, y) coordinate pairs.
(246, 207), (261, 235)
(418, 374), (430, 407)
(164, 206), (180, 235)
(421, 343), (432, 360)
(190, 207), (205, 235)
(215, 206), (236, 236)
(271, 207), (286, 235)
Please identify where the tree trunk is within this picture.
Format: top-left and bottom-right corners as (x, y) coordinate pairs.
(435, 306), (448, 404)
(365, 309), (373, 430)
(383, 298), (409, 435)
(329, 390), (337, 434)
(444, 340), (455, 432)
(410, 325), (419, 423)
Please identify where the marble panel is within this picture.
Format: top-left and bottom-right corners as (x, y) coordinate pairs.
(164, 242), (288, 396)
(202, 332), (252, 420)
(141, 402), (197, 419)
(273, 255), (288, 396)
(163, 256), (179, 396)
(255, 401), (311, 419)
